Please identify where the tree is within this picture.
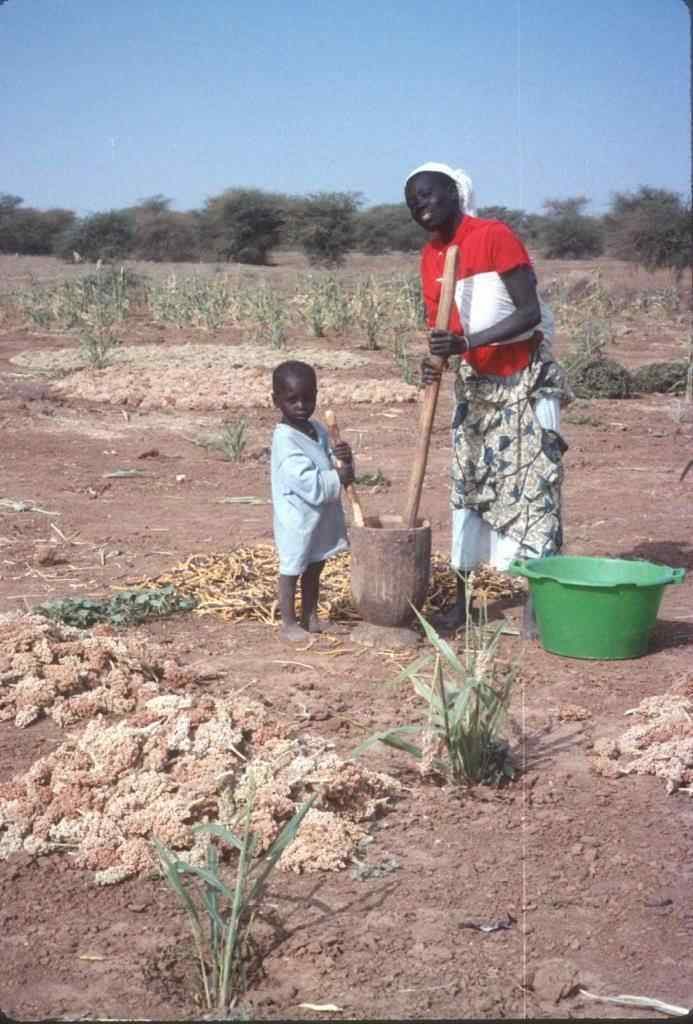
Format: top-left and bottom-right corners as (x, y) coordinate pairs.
(297, 192), (362, 266)
(136, 194), (173, 214)
(0, 196), (75, 254)
(54, 210), (135, 261)
(477, 205), (531, 241)
(131, 197), (200, 261)
(0, 193), (23, 211)
(537, 195), (604, 259)
(605, 186), (691, 277)
(201, 188), (284, 265)
(542, 196), (591, 218)
(354, 203), (425, 253)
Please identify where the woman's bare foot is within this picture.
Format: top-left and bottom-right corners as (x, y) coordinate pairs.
(429, 577), (469, 634)
(430, 601), (467, 634)
(304, 613), (324, 634)
(280, 621), (309, 642)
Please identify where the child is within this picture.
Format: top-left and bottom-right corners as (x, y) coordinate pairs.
(271, 360), (354, 641)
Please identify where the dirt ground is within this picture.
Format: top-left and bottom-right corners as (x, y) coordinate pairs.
(0, 253), (692, 1021)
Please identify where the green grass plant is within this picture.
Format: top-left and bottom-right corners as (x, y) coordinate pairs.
(242, 285), (288, 348)
(351, 276), (389, 350)
(392, 332), (417, 385)
(199, 418), (249, 461)
(16, 267), (135, 331)
(218, 418), (248, 461)
(153, 784), (315, 1014)
(620, 285), (681, 317)
(562, 317), (614, 376)
(354, 600), (516, 786)
(389, 272), (426, 328)
(78, 301), (121, 368)
(296, 273), (351, 337)
(147, 274), (241, 330)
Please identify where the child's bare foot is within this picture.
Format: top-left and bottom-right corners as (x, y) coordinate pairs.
(280, 622), (309, 642)
(304, 614), (324, 634)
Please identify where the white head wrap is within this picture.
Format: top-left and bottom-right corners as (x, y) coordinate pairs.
(404, 162), (476, 216)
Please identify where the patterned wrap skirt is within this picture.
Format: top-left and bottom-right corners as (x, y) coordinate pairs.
(450, 342), (574, 571)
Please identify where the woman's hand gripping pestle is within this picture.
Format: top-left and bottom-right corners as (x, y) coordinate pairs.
(324, 409), (365, 528)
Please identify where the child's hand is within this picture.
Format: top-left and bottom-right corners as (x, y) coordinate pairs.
(337, 463), (355, 487)
(333, 440), (353, 464)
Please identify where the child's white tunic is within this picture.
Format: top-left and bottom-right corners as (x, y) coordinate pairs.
(271, 421), (348, 576)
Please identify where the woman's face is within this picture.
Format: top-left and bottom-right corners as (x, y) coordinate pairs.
(405, 172), (459, 231)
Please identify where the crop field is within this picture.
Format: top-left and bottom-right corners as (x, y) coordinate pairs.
(0, 250), (692, 1021)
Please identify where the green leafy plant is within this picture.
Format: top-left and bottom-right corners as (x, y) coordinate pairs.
(202, 418), (249, 461)
(35, 585), (196, 628)
(16, 266), (135, 332)
(354, 468), (390, 488)
(241, 286), (288, 349)
(563, 317), (613, 368)
(351, 275), (387, 350)
(354, 602), (516, 786)
(79, 301), (121, 368)
(391, 273), (426, 328)
(297, 273), (351, 337)
(630, 361), (688, 395)
(147, 274), (240, 331)
(392, 333), (416, 385)
(153, 784), (315, 1014)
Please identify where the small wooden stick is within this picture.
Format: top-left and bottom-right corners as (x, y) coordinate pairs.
(403, 244), (459, 529)
(324, 410), (366, 527)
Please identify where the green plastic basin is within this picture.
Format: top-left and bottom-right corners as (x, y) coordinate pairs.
(508, 555), (686, 660)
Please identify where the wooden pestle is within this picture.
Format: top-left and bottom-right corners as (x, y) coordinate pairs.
(403, 245), (459, 529)
(324, 409), (365, 528)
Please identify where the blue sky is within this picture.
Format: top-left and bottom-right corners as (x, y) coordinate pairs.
(1, 0), (690, 215)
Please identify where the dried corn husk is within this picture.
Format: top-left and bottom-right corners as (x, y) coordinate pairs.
(133, 546), (523, 625)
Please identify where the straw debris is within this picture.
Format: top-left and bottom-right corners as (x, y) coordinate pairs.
(11, 342), (371, 376)
(45, 364), (418, 411)
(136, 546), (523, 625)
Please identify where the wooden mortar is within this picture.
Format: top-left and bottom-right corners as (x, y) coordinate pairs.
(350, 514), (431, 628)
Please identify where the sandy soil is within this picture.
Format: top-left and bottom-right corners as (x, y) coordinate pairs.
(0, 253), (692, 1021)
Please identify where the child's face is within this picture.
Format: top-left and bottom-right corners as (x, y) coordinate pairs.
(273, 374), (317, 427)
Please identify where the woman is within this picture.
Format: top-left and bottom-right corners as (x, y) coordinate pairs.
(404, 161), (572, 633)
